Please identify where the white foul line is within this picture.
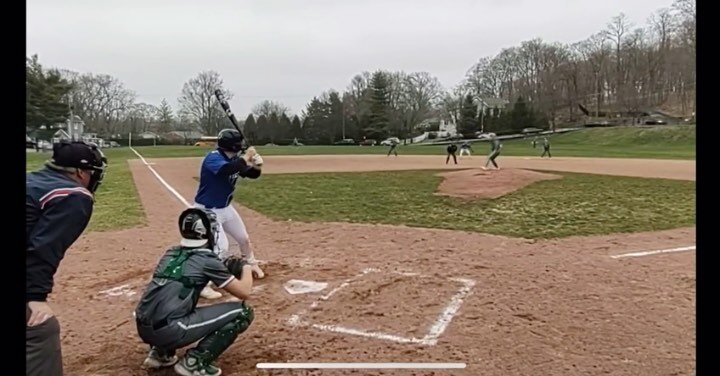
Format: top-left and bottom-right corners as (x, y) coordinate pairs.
(288, 269), (374, 326)
(130, 147), (191, 208)
(256, 363), (467, 369)
(423, 278), (476, 345)
(610, 245), (696, 259)
(310, 324), (426, 345)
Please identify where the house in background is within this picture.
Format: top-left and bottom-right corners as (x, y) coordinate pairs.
(51, 129), (71, 143)
(65, 115), (85, 140)
(163, 130), (204, 145)
(477, 97), (510, 117)
(30, 115), (109, 148)
(438, 119), (458, 136)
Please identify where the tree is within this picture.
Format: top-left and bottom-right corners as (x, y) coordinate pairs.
(255, 115), (268, 144)
(251, 100), (290, 118)
(244, 114), (257, 143)
(178, 70), (232, 136)
(125, 102), (159, 134)
(26, 55), (73, 131)
(64, 71), (136, 136)
(673, 0), (695, 55)
(458, 94), (478, 135)
(509, 96), (542, 132)
(157, 98), (174, 134)
(440, 86), (465, 125)
(344, 72), (372, 136)
(327, 91), (344, 142)
(602, 13), (632, 111)
(265, 113), (280, 144)
(367, 71), (391, 139)
(278, 113), (293, 142)
(291, 115), (303, 139)
(302, 96), (332, 143)
(173, 112), (196, 145)
(402, 72), (443, 135)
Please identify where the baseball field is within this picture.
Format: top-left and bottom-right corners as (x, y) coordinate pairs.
(26, 126), (696, 375)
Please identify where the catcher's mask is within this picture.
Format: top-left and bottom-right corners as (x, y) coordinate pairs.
(46, 140), (108, 193)
(178, 208), (220, 249)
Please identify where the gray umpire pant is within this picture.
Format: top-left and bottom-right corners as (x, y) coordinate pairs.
(27, 317), (63, 376)
(136, 302), (245, 353)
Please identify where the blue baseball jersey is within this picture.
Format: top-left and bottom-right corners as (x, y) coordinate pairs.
(194, 150), (241, 208)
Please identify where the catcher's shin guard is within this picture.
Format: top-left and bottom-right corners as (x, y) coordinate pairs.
(188, 302), (254, 365)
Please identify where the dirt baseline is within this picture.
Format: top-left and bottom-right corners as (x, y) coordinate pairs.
(49, 154), (695, 376)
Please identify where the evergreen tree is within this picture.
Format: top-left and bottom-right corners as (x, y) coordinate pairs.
(291, 115), (303, 140)
(367, 70), (391, 139)
(244, 114), (257, 143)
(458, 94), (478, 135)
(26, 55), (73, 131)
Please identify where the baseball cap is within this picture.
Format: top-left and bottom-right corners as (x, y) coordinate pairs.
(50, 140), (106, 171)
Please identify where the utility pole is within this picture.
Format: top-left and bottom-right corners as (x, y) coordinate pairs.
(341, 100), (346, 140)
(67, 95), (74, 140)
(477, 96), (485, 133)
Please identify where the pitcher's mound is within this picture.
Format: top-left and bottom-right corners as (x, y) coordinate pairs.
(436, 168), (562, 199)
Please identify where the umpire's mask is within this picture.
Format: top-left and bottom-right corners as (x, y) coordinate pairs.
(178, 208), (220, 250)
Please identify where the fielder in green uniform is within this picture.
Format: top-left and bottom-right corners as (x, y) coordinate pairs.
(483, 136), (503, 170)
(541, 137), (551, 158)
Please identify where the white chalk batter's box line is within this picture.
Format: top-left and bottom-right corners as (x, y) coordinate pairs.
(287, 268), (476, 346)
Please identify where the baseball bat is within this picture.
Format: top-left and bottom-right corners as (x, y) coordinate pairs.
(214, 89), (249, 148)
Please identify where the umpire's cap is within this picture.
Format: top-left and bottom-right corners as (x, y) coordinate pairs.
(47, 140), (108, 193)
(50, 140), (106, 170)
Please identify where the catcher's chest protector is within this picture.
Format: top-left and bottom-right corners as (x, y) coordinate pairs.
(153, 247), (201, 299)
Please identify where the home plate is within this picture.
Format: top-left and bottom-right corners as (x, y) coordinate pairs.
(284, 280), (328, 295)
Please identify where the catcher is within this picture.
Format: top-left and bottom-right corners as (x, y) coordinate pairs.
(134, 208), (255, 376)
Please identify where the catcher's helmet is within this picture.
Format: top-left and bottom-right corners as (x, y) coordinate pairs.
(47, 140), (108, 193)
(178, 208), (220, 249)
(217, 128), (245, 153)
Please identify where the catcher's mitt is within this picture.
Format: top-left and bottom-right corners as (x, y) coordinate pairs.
(224, 256), (248, 278)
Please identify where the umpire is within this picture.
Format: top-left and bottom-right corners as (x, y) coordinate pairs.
(446, 143), (458, 164)
(26, 141), (107, 376)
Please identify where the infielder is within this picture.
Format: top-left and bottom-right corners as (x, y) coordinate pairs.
(386, 140), (398, 157)
(193, 129), (265, 300)
(459, 141), (473, 157)
(135, 208), (255, 376)
(482, 136), (503, 170)
(541, 137), (552, 158)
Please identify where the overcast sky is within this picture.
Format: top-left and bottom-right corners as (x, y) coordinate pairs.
(27, 0), (674, 117)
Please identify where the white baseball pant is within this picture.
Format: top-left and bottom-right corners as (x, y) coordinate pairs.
(193, 203), (251, 261)
(459, 148), (471, 156)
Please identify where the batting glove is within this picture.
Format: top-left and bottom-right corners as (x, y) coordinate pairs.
(252, 154), (264, 167)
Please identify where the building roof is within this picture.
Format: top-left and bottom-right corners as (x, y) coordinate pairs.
(479, 97), (509, 108)
(167, 130), (203, 139)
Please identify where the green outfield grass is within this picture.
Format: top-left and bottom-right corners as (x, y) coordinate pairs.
(23, 124), (694, 232)
(125, 124), (696, 159)
(26, 149), (145, 232)
(234, 169), (696, 238)
(499, 125), (695, 159)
